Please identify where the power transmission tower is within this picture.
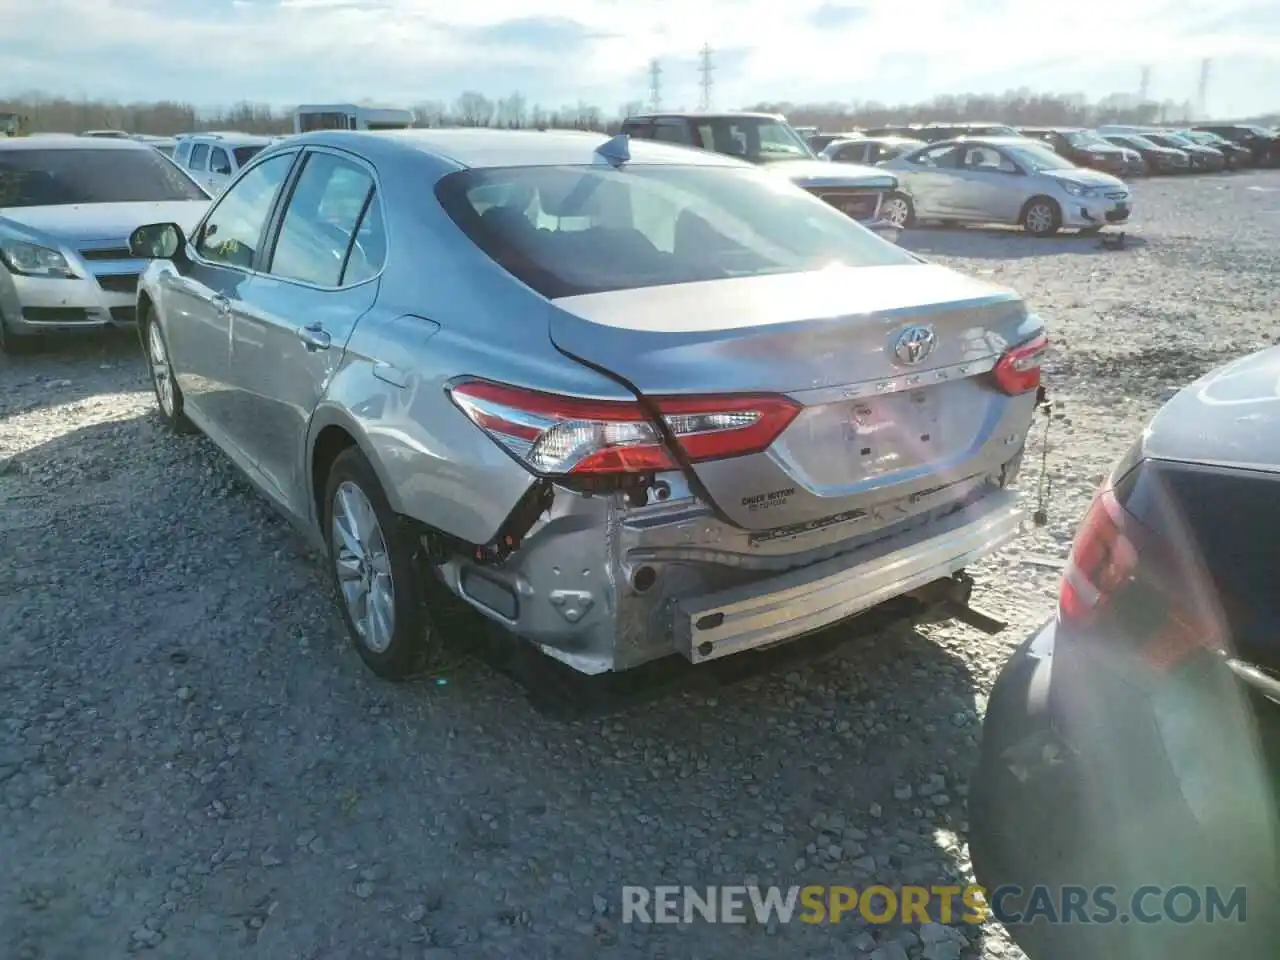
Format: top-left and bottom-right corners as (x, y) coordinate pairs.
(1139, 65), (1151, 101)
(648, 58), (662, 112)
(1196, 58), (1211, 119)
(697, 43), (714, 111)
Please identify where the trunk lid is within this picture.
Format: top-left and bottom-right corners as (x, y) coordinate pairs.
(549, 263), (1042, 532)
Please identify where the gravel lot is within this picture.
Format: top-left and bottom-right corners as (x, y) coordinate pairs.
(3, 169), (1278, 960)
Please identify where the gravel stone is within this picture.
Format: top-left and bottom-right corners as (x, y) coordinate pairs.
(1, 172), (1277, 959)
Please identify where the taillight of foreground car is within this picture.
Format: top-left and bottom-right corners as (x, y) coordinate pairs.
(993, 333), (1048, 395)
(1057, 464), (1226, 672)
(447, 379), (801, 480)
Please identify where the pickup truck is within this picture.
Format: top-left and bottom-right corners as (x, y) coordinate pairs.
(619, 112), (902, 240)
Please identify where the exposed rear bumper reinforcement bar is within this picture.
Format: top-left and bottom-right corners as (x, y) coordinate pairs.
(674, 491), (1024, 664)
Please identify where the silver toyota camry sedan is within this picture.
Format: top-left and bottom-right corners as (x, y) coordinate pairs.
(128, 129), (1046, 680)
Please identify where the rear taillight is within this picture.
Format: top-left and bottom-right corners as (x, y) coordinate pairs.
(447, 380), (801, 477)
(1058, 475), (1225, 672)
(994, 333), (1047, 395)
(1058, 484), (1137, 625)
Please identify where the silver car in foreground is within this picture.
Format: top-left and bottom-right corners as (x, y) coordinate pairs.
(0, 137), (209, 352)
(128, 129), (1047, 679)
(880, 136), (1133, 236)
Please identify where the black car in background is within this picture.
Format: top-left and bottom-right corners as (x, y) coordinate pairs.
(1103, 133), (1190, 174)
(1141, 131), (1226, 172)
(915, 121), (1020, 142)
(1018, 127), (1139, 177)
(970, 346), (1280, 960)
(1192, 124), (1280, 166)
(1176, 130), (1252, 169)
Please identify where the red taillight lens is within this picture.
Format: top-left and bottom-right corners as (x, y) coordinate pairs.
(447, 380), (801, 477)
(1058, 485), (1137, 625)
(994, 333), (1047, 395)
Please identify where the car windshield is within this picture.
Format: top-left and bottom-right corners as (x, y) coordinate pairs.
(0, 148), (206, 207)
(1118, 134), (1158, 150)
(1065, 131), (1112, 149)
(437, 164), (914, 299)
(233, 145), (264, 166)
(692, 117), (815, 163)
(1001, 143), (1077, 172)
(1152, 133), (1192, 147)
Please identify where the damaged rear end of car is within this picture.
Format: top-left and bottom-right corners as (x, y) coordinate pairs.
(428, 156), (1045, 674)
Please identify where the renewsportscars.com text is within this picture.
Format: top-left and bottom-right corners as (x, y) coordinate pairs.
(620, 884), (1247, 926)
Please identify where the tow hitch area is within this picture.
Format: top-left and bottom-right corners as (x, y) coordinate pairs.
(907, 573), (1007, 635)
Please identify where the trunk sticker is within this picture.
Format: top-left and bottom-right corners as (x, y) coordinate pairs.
(742, 487), (796, 512)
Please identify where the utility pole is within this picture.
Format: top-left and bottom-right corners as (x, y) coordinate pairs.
(648, 58), (662, 112)
(697, 43), (714, 111)
(1139, 65), (1151, 102)
(1196, 58), (1211, 119)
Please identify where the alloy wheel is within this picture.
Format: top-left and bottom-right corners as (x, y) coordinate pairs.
(331, 480), (396, 654)
(882, 196), (910, 227)
(1025, 203), (1055, 235)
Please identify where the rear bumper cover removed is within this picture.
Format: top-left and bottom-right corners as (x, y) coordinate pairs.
(675, 490), (1023, 663)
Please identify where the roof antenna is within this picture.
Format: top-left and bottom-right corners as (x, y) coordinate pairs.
(595, 133), (630, 168)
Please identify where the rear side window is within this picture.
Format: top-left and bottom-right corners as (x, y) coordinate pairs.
(175, 140), (192, 165)
(268, 152), (375, 286)
(189, 143), (210, 170)
(234, 145), (264, 167)
(435, 164), (914, 299)
(210, 147), (232, 176)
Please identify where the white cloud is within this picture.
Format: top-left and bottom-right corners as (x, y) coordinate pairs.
(1, 0), (1277, 115)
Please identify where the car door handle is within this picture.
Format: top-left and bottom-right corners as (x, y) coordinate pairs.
(297, 323), (331, 351)
(211, 294), (230, 314)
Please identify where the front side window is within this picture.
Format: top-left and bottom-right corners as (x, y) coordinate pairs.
(189, 143), (210, 170)
(962, 146), (1019, 173)
(268, 152), (375, 286)
(0, 147), (207, 208)
(1002, 144), (1076, 172)
(652, 123), (692, 145)
(174, 140), (192, 165)
(196, 153), (294, 269)
(436, 163), (915, 299)
(690, 118), (812, 162)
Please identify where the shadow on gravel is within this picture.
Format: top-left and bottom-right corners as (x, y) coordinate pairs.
(0, 328), (143, 420)
(1048, 344), (1243, 385)
(3, 407), (991, 960)
(901, 225), (1148, 261)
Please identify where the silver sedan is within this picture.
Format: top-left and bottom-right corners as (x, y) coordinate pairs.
(127, 129), (1044, 680)
(880, 136), (1133, 236)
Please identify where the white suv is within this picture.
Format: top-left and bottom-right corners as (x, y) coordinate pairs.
(172, 133), (273, 195)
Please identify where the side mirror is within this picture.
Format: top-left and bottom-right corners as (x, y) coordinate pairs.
(129, 222), (185, 260)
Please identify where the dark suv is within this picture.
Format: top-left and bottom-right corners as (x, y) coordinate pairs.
(1191, 124), (1280, 167)
(915, 122), (1020, 142)
(1018, 127), (1142, 178)
(619, 112), (901, 237)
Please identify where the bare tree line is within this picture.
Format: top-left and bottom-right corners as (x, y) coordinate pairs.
(2, 87), (1275, 137)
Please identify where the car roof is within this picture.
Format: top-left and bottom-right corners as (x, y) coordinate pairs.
(280, 128), (748, 170)
(185, 133), (274, 146)
(616, 112), (778, 122)
(1144, 346), (1280, 473)
(0, 136), (153, 152)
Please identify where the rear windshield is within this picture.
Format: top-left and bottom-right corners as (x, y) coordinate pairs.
(234, 145), (264, 166)
(0, 148), (206, 207)
(436, 164), (915, 299)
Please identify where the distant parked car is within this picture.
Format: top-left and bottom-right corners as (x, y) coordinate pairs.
(1017, 127), (1137, 178)
(1176, 130), (1251, 169)
(131, 134), (179, 158)
(970, 346), (1280, 960)
(807, 132), (859, 153)
(79, 129), (133, 139)
(1101, 133), (1190, 175)
(619, 112), (900, 238)
(1191, 124), (1280, 167)
(880, 136), (1132, 236)
(821, 136), (919, 166)
(1143, 132), (1226, 172)
(861, 125), (926, 140)
(0, 137), (209, 352)
(173, 132), (273, 195)
(914, 122), (1021, 143)
(127, 128), (1045, 681)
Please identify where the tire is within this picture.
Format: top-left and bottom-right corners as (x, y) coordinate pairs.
(142, 309), (195, 434)
(1020, 196), (1061, 237)
(880, 192), (915, 229)
(323, 447), (441, 680)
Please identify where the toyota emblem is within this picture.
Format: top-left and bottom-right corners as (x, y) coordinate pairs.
(892, 325), (937, 365)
